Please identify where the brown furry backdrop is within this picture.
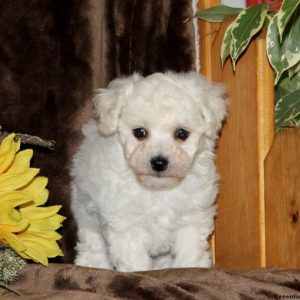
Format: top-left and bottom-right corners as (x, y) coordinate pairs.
(0, 0), (196, 262)
(105, 0), (196, 77)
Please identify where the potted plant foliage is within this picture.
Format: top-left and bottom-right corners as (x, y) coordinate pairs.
(196, 0), (300, 131)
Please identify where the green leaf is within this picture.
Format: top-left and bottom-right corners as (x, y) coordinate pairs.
(276, 0), (300, 42)
(288, 70), (300, 90)
(276, 71), (300, 100)
(195, 4), (242, 22)
(220, 21), (235, 67)
(275, 90), (300, 129)
(230, 4), (268, 65)
(264, 14), (272, 27)
(267, 11), (300, 84)
(295, 114), (300, 126)
(288, 60), (300, 78)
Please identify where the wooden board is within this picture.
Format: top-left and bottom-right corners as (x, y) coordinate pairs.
(265, 129), (300, 268)
(198, 0), (220, 79)
(256, 37), (275, 267)
(211, 20), (274, 269)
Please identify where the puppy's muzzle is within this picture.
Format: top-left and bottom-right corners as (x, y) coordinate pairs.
(150, 156), (169, 172)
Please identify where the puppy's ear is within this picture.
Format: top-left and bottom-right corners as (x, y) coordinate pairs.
(183, 72), (227, 139)
(201, 82), (227, 139)
(93, 74), (141, 136)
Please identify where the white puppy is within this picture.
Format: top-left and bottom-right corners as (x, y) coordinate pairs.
(71, 72), (226, 271)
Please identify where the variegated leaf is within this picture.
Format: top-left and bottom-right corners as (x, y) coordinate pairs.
(277, 71), (300, 100)
(288, 60), (300, 78)
(267, 12), (300, 84)
(264, 13), (272, 27)
(276, 0), (300, 42)
(230, 4), (268, 66)
(195, 5), (242, 22)
(220, 21), (235, 67)
(296, 115), (300, 126)
(275, 90), (300, 129)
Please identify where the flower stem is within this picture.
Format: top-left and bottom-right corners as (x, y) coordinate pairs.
(0, 281), (23, 296)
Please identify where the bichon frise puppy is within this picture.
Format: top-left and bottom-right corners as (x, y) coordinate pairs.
(71, 72), (226, 271)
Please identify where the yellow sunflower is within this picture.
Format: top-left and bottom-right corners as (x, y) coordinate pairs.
(0, 134), (65, 266)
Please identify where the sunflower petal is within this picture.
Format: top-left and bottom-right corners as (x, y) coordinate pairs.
(21, 245), (48, 266)
(16, 251), (31, 260)
(0, 206), (21, 223)
(0, 134), (18, 156)
(19, 176), (48, 206)
(20, 205), (62, 221)
(28, 214), (65, 231)
(0, 136), (20, 175)
(19, 234), (63, 258)
(0, 145), (16, 175)
(0, 168), (40, 191)
(0, 207), (29, 232)
(45, 240), (64, 257)
(23, 230), (62, 240)
(33, 188), (49, 206)
(0, 219), (29, 233)
(6, 149), (33, 174)
(0, 191), (33, 207)
(0, 229), (26, 252)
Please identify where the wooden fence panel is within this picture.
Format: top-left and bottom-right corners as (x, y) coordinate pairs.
(196, 4), (293, 269)
(210, 21), (274, 269)
(265, 129), (300, 268)
(198, 0), (220, 79)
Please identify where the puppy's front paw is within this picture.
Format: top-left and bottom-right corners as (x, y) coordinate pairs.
(112, 254), (152, 272)
(152, 254), (172, 270)
(75, 242), (112, 269)
(172, 250), (212, 268)
(108, 230), (153, 271)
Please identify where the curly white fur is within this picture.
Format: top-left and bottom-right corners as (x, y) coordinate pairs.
(71, 72), (226, 271)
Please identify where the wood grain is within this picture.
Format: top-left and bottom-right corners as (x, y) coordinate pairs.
(256, 37), (275, 267)
(265, 129), (300, 268)
(211, 20), (274, 269)
(198, 0), (220, 79)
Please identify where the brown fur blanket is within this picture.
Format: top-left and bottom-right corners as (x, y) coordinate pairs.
(2, 265), (300, 299)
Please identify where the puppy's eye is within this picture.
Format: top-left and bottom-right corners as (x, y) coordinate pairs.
(175, 128), (190, 141)
(132, 128), (148, 140)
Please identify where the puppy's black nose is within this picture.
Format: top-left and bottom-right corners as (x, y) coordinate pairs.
(150, 156), (169, 172)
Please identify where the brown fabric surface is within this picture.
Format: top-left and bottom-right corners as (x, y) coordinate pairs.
(0, 0), (196, 263)
(1, 264), (300, 299)
(0, 0), (95, 263)
(105, 0), (196, 78)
